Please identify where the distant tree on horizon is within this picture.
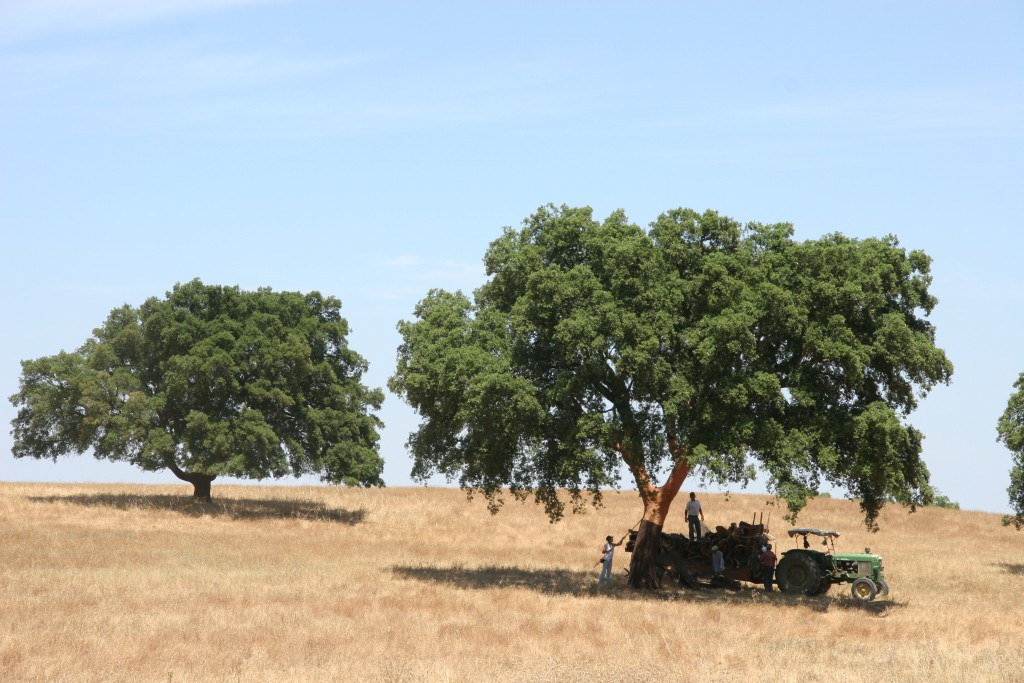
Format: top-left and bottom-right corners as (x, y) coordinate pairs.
(389, 204), (953, 589)
(997, 372), (1024, 528)
(9, 279), (384, 500)
(928, 489), (960, 510)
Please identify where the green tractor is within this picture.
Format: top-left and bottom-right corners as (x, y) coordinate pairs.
(775, 528), (889, 602)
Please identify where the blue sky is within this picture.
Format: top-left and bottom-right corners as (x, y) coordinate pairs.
(1, 0), (1022, 515)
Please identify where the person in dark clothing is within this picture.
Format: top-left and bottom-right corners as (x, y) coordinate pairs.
(758, 543), (777, 591)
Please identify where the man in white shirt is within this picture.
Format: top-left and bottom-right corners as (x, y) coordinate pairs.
(685, 492), (704, 542)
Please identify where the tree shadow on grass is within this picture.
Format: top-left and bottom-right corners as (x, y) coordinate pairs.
(390, 563), (906, 614)
(995, 562), (1024, 576)
(393, 564), (598, 598)
(27, 493), (367, 525)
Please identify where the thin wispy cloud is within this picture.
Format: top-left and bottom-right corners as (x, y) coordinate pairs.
(380, 255), (484, 286)
(382, 255), (428, 268)
(644, 82), (1024, 143)
(0, 0), (290, 44)
(173, 53), (583, 137)
(422, 259), (485, 282)
(734, 83), (1024, 140)
(1, 44), (369, 92)
(1, 38), (576, 139)
(362, 285), (428, 302)
(152, 51), (370, 95)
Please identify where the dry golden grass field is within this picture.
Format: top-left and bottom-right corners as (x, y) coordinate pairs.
(2, 482), (1023, 682)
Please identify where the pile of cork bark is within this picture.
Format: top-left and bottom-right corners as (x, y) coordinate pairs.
(626, 518), (772, 589)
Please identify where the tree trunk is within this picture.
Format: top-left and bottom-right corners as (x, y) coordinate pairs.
(167, 463), (216, 502)
(188, 476), (214, 502)
(628, 518), (665, 589)
(624, 455), (688, 589)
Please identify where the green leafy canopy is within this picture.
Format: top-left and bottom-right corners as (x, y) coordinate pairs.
(10, 279), (385, 489)
(390, 205), (953, 528)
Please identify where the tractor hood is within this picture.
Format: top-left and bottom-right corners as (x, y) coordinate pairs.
(833, 552), (882, 562)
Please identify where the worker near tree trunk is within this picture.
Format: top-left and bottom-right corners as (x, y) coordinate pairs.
(685, 492), (705, 542)
(598, 535), (622, 586)
(759, 543), (777, 591)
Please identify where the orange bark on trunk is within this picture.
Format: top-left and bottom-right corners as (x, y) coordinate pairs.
(622, 440), (689, 589)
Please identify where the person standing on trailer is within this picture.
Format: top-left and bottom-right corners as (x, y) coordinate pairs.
(685, 492), (705, 542)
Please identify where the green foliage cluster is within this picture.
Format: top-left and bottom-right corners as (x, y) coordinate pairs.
(997, 373), (1024, 528)
(927, 489), (960, 510)
(390, 205), (953, 528)
(10, 280), (384, 491)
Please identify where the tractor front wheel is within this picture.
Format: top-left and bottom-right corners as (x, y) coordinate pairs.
(876, 578), (890, 598)
(851, 577), (877, 602)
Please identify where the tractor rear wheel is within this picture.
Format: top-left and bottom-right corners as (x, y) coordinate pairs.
(776, 552), (823, 595)
(851, 577), (878, 602)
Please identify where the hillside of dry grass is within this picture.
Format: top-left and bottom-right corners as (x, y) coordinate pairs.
(1, 482), (1023, 682)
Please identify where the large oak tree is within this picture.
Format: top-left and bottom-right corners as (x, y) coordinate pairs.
(10, 280), (385, 500)
(390, 205), (953, 588)
(997, 372), (1024, 528)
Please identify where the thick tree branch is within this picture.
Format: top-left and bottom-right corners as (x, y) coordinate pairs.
(661, 438), (690, 502)
(165, 459), (216, 486)
(615, 439), (656, 501)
